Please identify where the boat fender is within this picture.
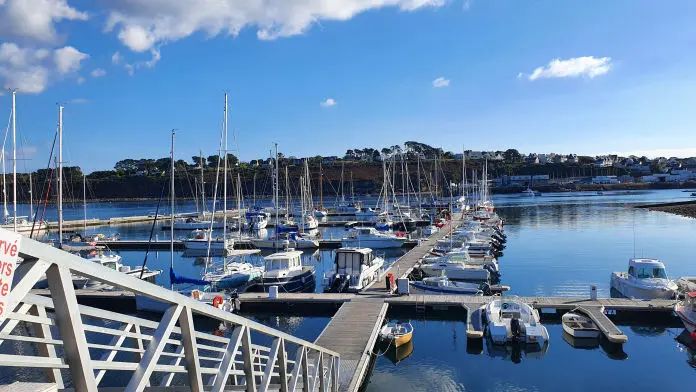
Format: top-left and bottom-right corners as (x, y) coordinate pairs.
(212, 295), (224, 308)
(191, 290), (201, 300)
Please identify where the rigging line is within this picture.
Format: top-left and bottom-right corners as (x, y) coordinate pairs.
(140, 179), (168, 280)
(30, 131), (58, 238)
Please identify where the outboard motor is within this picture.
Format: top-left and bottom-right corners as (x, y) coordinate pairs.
(479, 282), (492, 296)
(510, 318), (521, 342)
(329, 276), (348, 293)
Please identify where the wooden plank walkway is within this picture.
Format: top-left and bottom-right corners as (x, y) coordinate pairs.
(576, 306), (628, 343)
(362, 217), (462, 293)
(314, 299), (388, 392)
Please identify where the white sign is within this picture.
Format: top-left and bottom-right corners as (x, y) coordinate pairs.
(0, 229), (21, 323)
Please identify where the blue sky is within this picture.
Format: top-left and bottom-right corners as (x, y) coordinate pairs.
(1, 0), (695, 172)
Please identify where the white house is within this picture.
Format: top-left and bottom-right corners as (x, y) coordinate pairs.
(592, 175), (619, 184)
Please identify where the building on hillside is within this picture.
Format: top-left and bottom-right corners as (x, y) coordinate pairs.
(525, 154), (539, 164)
(467, 151), (485, 160)
(618, 175), (634, 183)
(641, 175), (660, 183)
(322, 156), (339, 164)
(484, 151), (505, 161)
(592, 175), (619, 184)
(629, 164), (651, 174)
(567, 154), (578, 164)
(594, 157), (614, 167)
(552, 154), (567, 164)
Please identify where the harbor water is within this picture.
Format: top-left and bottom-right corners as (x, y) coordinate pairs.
(7, 189), (696, 388)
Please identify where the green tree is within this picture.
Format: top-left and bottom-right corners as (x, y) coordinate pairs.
(207, 155), (221, 167)
(225, 153), (239, 167)
(503, 149), (522, 163)
(192, 156), (206, 168)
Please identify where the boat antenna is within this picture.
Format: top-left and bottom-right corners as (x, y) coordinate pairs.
(170, 129), (175, 291)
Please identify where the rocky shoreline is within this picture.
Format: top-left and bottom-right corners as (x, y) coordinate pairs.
(636, 200), (696, 219)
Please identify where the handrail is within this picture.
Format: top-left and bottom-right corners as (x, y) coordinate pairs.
(0, 229), (339, 391)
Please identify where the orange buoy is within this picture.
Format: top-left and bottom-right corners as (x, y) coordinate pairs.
(212, 295), (224, 308)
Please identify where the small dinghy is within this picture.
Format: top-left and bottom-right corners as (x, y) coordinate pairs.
(562, 310), (600, 339)
(379, 320), (414, 348)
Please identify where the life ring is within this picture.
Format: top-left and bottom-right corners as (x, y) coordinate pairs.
(212, 295), (224, 308)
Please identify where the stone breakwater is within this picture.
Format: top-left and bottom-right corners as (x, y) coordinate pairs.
(635, 200), (696, 219)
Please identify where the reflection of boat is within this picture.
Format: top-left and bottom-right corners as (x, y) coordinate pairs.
(485, 298), (549, 345)
(675, 329), (696, 369)
(562, 311), (600, 338)
(380, 339), (414, 365)
(610, 258), (678, 299)
(484, 338), (549, 363)
(675, 292), (696, 333)
(562, 331), (600, 350)
(379, 320), (413, 348)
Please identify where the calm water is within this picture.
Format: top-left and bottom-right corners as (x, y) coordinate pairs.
(8, 189), (696, 389)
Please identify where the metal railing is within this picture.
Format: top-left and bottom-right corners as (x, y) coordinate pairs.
(0, 230), (339, 391)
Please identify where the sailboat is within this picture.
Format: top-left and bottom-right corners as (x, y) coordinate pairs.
(276, 166), (299, 233)
(334, 162), (361, 214)
(314, 161), (328, 217)
(299, 160), (318, 231)
(166, 151), (225, 230)
(183, 94), (234, 252)
(0, 91), (47, 235)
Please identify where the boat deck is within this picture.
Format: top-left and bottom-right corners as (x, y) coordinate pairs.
(313, 299), (388, 392)
(362, 217), (462, 292)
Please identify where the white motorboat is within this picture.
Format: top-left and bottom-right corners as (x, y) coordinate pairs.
(410, 276), (484, 295)
(610, 258), (678, 299)
(674, 292), (696, 333)
(251, 235), (290, 250)
(323, 247), (385, 292)
(562, 310), (600, 339)
(183, 229), (234, 251)
(1, 216), (47, 235)
(419, 259), (491, 282)
(523, 187), (541, 197)
(334, 201), (361, 215)
(485, 298), (549, 345)
(251, 250), (316, 293)
(314, 208), (328, 217)
(290, 232), (320, 249)
(423, 253), (499, 276)
(70, 251), (161, 289)
(341, 227), (406, 249)
(245, 209), (269, 230)
(202, 250), (264, 290)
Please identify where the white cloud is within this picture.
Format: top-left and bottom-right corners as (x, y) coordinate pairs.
(463, 0), (471, 10)
(320, 98), (336, 107)
(111, 51), (122, 65)
(516, 72), (523, 79)
(54, 45), (88, 74)
(124, 63), (134, 76)
(0, 42), (88, 93)
(68, 98), (88, 104)
(104, 0), (445, 54)
(91, 68), (106, 77)
(432, 77), (450, 88)
(527, 56), (612, 81)
(76, 76), (85, 84)
(0, 0), (88, 42)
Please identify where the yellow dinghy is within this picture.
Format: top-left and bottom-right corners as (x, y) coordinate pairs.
(379, 320), (414, 348)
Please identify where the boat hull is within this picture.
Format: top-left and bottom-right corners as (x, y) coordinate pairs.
(251, 269), (316, 293)
(610, 273), (676, 299)
(409, 281), (480, 295)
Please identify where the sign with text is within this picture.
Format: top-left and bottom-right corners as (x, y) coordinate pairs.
(0, 229), (21, 323)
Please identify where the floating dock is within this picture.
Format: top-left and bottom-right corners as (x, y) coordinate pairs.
(94, 238), (419, 251)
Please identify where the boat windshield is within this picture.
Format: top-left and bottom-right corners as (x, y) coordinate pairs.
(636, 267), (667, 279)
(104, 261), (118, 270)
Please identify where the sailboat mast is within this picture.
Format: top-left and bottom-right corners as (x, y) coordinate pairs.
(223, 94), (228, 234)
(29, 171), (33, 221)
(170, 130), (175, 290)
(284, 166), (289, 219)
(2, 148), (6, 220)
(11, 91), (16, 231)
(200, 150), (205, 214)
(237, 173), (242, 236)
(274, 143), (279, 227)
(58, 105), (63, 244)
(83, 174), (86, 234)
(417, 155), (422, 214)
(319, 161), (323, 209)
(253, 172), (257, 206)
(300, 176), (305, 233)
